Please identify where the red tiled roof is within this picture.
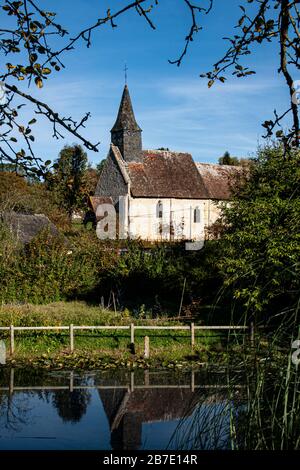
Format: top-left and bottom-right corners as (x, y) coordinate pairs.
(89, 196), (113, 213)
(126, 150), (209, 199)
(196, 163), (245, 200)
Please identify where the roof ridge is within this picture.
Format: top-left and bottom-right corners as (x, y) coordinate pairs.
(143, 149), (191, 155)
(110, 144), (131, 185)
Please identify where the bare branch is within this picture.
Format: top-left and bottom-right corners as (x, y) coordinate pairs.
(4, 83), (100, 152)
(169, 0), (213, 67)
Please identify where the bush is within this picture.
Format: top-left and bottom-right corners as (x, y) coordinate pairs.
(0, 228), (100, 304)
(217, 144), (300, 321)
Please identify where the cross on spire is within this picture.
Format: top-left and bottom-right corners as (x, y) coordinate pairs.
(124, 63), (128, 85)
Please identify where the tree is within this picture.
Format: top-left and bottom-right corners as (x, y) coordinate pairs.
(217, 144), (300, 320)
(1, 0), (300, 175)
(219, 151), (254, 167)
(48, 144), (88, 221)
(96, 159), (107, 177)
(83, 164), (98, 197)
(52, 390), (91, 423)
(0, 170), (70, 228)
(218, 151), (240, 166)
(0, 162), (24, 173)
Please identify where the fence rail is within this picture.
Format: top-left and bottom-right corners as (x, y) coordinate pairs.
(1, 370), (246, 394)
(0, 323), (253, 356)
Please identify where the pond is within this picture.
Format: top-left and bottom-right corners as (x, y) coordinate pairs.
(0, 368), (244, 450)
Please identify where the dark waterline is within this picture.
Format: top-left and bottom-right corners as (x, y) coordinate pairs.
(0, 368), (241, 450)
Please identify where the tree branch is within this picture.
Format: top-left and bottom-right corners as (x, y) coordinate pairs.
(5, 83), (100, 152)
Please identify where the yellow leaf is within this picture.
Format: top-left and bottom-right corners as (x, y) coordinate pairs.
(35, 77), (43, 88)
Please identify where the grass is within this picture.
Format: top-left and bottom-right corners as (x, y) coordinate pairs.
(0, 300), (229, 366)
(168, 313), (300, 450)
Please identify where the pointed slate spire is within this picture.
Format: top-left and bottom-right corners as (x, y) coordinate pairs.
(111, 85), (142, 162)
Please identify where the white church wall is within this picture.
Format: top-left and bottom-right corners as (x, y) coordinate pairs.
(127, 197), (221, 241)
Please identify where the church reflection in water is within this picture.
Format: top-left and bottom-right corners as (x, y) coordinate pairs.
(100, 385), (198, 449)
(0, 369), (241, 450)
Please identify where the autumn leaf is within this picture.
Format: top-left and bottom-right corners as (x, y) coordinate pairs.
(35, 77), (43, 88)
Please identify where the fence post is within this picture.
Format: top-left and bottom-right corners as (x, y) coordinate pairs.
(130, 323), (135, 345)
(9, 368), (14, 396)
(10, 325), (14, 356)
(144, 336), (150, 359)
(191, 322), (195, 349)
(70, 324), (74, 353)
(191, 370), (195, 392)
(250, 322), (255, 348)
(70, 371), (74, 393)
(144, 369), (150, 386)
(130, 371), (134, 392)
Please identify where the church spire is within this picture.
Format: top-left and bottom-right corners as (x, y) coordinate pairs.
(111, 85), (142, 162)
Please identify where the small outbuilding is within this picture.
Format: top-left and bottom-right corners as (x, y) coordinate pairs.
(1, 212), (59, 245)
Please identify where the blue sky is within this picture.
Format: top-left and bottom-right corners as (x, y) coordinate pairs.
(2, 0), (291, 165)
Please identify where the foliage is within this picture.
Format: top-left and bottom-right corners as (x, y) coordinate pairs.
(218, 151), (240, 166)
(0, 170), (69, 228)
(84, 164), (98, 196)
(46, 144), (88, 220)
(51, 389), (91, 423)
(218, 151), (254, 168)
(96, 159), (106, 177)
(0, 227), (100, 304)
(0, 219), (221, 313)
(200, 0), (300, 147)
(1, 143), (299, 323)
(0, 171), (28, 206)
(0, 162), (25, 174)
(217, 144), (300, 318)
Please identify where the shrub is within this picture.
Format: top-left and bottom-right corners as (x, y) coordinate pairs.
(217, 144), (300, 321)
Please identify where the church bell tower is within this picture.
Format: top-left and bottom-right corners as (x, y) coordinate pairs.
(111, 85), (143, 162)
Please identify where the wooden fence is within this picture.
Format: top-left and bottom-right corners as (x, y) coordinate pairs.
(0, 369), (245, 394)
(0, 323), (253, 356)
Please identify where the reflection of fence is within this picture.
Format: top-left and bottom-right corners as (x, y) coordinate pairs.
(0, 323), (253, 356)
(0, 369), (245, 394)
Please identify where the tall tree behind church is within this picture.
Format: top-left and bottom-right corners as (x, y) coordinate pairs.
(48, 145), (88, 222)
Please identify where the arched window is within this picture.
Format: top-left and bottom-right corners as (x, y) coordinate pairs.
(194, 207), (200, 223)
(156, 200), (163, 218)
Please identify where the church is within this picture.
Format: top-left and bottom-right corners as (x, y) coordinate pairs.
(91, 85), (242, 242)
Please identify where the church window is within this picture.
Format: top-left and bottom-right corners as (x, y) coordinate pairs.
(157, 201), (163, 218)
(194, 207), (200, 223)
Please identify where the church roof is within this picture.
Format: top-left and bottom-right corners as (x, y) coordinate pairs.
(196, 163), (245, 200)
(103, 145), (244, 201)
(111, 85), (142, 132)
(126, 149), (209, 199)
(89, 196), (113, 213)
(2, 212), (59, 245)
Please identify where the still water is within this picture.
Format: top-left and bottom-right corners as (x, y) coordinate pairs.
(0, 368), (242, 450)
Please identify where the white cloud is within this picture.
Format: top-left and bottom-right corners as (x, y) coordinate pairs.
(6, 72), (288, 165)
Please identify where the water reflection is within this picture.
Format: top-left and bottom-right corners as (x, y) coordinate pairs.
(0, 368), (243, 450)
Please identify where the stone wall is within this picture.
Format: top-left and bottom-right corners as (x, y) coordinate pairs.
(95, 150), (128, 205)
(111, 129), (142, 163)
